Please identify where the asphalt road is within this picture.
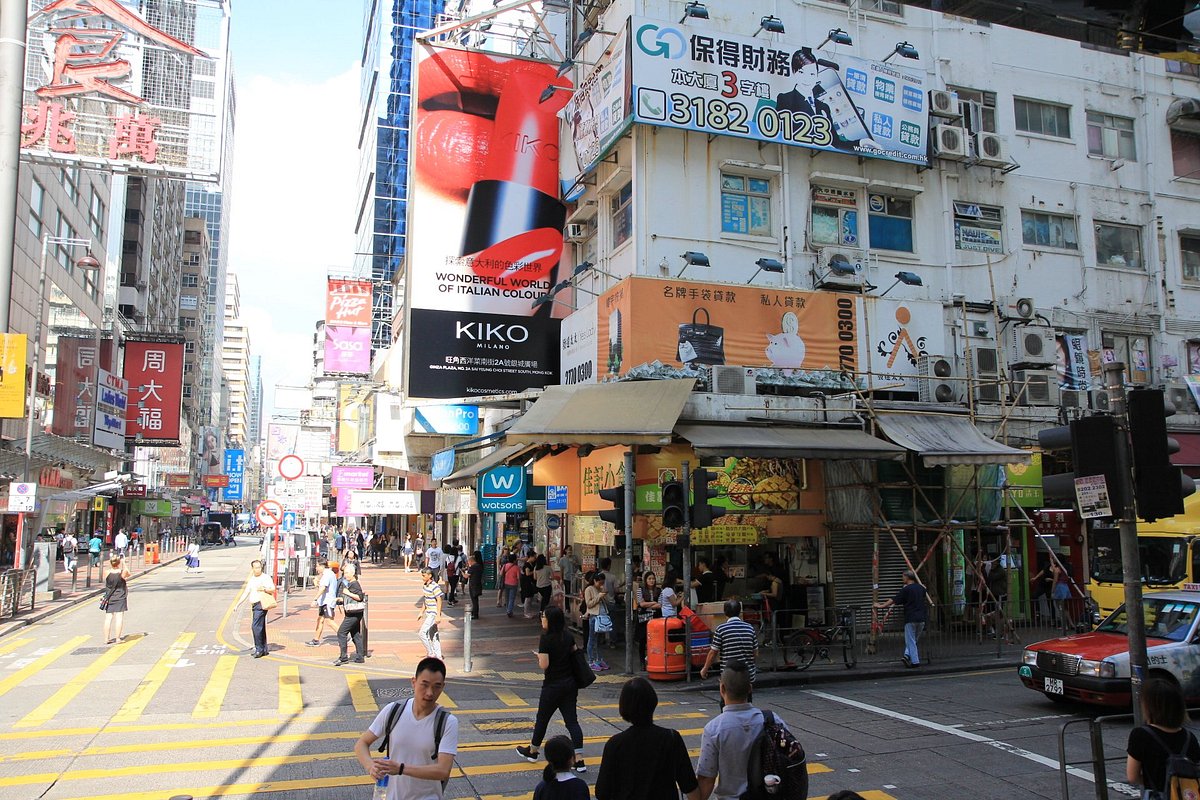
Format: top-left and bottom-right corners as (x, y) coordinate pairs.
(0, 541), (1146, 800)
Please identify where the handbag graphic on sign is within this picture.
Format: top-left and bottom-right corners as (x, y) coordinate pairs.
(677, 308), (725, 366)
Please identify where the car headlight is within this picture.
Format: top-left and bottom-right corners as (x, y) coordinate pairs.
(1079, 659), (1117, 678)
(1023, 649), (1038, 666)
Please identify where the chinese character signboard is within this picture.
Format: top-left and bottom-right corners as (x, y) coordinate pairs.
(324, 326), (371, 375)
(165, 473), (191, 488)
(122, 340), (184, 444)
(223, 448), (245, 501)
(406, 45), (568, 399)
(559, 303), (598, 386)
(627, 16), (929, 166)
(51, 336), (113, 439)
(92, 368), (127, 450)
(21, 0), (225, 180)
(560, 27), (631, 197)
(0, 334), (27, 418)
(202, 474), (229, 488)
(326, 279), (372, 328)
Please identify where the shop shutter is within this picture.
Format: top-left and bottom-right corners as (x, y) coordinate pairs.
(829, 528), (913, 629)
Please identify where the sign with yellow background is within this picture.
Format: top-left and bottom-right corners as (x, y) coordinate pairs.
(0, 334), (27, 418)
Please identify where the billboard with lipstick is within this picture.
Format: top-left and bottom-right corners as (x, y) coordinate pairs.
(406, 46), (573, 399)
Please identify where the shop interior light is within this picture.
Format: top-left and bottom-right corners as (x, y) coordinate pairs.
(755, 15), (785, 36)
(879, 270), (924, 296)
(748, 257), (786, 284)
(680, 1), (709, 22)
(883, 41), (920, 63)
(817, 28), (853, 49)
(678, 251), (711, 277)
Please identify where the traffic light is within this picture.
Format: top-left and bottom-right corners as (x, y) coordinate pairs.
(1128, 388), (1195, 521)
(598, 486), (626, 531)
(690, 467), (726, 530)
(660, 480), (686, 528)
(1038, 415), (1125, 513)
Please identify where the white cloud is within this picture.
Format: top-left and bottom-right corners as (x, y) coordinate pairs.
(227, 65), (359, 422)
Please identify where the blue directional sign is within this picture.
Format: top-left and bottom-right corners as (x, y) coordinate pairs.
(546, 485), (568, 511)
(282, 511), (297, 532)
(414, 405), (480, 436)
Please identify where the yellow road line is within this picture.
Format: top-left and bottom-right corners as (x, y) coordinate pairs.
(449, 793), (888, 800)
(112, 632), (195, 723)
(493, 688), (528, 707)
(439, 691), (458, 708)
(0, 637), (32, 656)
(0, 636), (89, 699)
(16, 638), (140, 728)
(59, 775), (373, 800)
(278, 664), (302, 715)
(192, 654), (238, 719)
(346, 672), (377, 713)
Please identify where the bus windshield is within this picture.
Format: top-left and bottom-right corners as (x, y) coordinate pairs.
(1096, 598), (1200, 642)
(1089, 529), (1188, 586)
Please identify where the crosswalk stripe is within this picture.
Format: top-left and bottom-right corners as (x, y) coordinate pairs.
(112, 632), (195, 723)
(438, 691), (458, 708)
(192, 655), (238, 719)
(0, 636), (89, 699)
(16, 638), (140, 728)
(0, 637), (32, 657)
(449, 794), (893, 800)
(278, 664), (302, 715)
(492, 688), (528, 707)
(345, 673), (377, 712)
(55, 774), (373, 800)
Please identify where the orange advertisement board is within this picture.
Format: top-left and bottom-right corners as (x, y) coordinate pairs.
(596, 276), (860, 379)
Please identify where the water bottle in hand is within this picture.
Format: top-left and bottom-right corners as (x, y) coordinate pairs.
(373, 776), (389, 800)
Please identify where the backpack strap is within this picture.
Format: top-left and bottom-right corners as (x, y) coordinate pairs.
(378, 698), (409, 758)
(761, 709), (775, 729)
(1144, 724), (1190, 757)
(431, 706), (450, 760)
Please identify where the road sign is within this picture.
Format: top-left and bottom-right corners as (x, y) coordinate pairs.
(278, 454), (305, 481)
(282, 511), (297, 532)
(8, 482), (36, 512)
(256, 499), (284, 528)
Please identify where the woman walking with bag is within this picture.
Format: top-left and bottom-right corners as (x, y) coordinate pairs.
(1126, 675), (1200, 797)
(335, 561), (367, 665)
(236, 559), (276, 658)
(500, 553), (521, 617)
(585, 572), (611, 671)
(595, 677), (700, 800)
(515, 607), (588, 773)
(101, 554), (131, 644)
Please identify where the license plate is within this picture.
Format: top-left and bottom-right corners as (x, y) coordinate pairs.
(1045, 677), (1064, 695)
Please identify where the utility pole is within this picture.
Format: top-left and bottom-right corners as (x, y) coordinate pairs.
(0, 0), (27, 331)
(623, 450), (635, 676)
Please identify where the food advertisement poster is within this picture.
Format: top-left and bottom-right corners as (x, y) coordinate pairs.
(406, 45), (572, 398)
(595, 276), (860, 378)
(628, 16), (928, 165)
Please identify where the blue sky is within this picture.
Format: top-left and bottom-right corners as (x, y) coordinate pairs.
(229, 1), (361, 82)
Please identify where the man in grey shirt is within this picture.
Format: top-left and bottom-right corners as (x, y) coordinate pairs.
(696, 662), (791, 800)
(557, 545), (579, 596)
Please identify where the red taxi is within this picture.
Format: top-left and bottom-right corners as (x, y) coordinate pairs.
(1018, 590), (1200, 706)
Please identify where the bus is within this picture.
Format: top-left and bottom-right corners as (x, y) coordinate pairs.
(1088, 490), (1200, 616)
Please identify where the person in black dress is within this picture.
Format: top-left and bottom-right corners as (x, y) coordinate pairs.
(516, 606), (587, 772)
(102, 555), (131, 644)
(335, 561), (366, 665)
(595, 677), (700, 800)
(468, 550), (484, 619)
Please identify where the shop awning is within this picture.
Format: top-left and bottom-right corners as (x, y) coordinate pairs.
(675, 424), (906, 461)
(874, 412), (1031, 467)
(505, 379), (695, 447)
(441, 443), (536, 486)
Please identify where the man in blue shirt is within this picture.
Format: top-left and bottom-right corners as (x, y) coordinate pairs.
(875, 570), (928, 668)
(697, 662), (791, 800)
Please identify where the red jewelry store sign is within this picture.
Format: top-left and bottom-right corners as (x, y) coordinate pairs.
(122, 340), (184, 444)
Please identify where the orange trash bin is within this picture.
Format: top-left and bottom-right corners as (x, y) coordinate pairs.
(646, 617), (689, 681)
(147, 543), (159, 564)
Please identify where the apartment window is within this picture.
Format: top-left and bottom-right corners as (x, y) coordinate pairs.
(1182, 235), (1200, 284)
(182, 274), (199, 288)
(834, 0), (902, 13)
(180, 317), (196, 330)
(55, 212), (74, 271)
(28, 179), (44, 238)
(1086, 112), (1135, 160)
(948, 87), (997, 134)
(61, 166), (79, 201)
(867, 193), (913, 252)
(1014, 98), (1071, 138)
(720, 173), (772, 237)
(180, 295), (199, 310)
(193, 58), (216, 77)
(1021, 210), (1078, 250)
(610, 181), (632, 249)
(1094, 222), (1143, 270)
(810, 186), (858, 247)
(183, 386), (192, 398)
(1171, 129), (1200, 179)
(184, 341), (195, 354)
(191, 79), (215, 99)
(88, 189), (105, 237)
(953, 202), (1003, 253)
(1102, 332), (1150, 385)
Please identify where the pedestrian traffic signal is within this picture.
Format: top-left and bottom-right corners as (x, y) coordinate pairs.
(1038, 415), (1125, 513)
(690, 467), (726, 530)
(598, 486), (626, 531)
(661, 480), (686, 528)
(1128, 388), (1195, 521)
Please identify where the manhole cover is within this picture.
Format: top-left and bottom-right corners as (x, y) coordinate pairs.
(72, 647), (110, 656)
(375, 686), (412, 700)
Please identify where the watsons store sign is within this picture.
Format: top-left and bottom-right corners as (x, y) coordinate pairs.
(477, 466), (527, 513)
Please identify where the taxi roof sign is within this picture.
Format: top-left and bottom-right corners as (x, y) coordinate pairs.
(1183, 583), (1200, 592)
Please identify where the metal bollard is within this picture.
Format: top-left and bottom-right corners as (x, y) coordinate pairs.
(464, 611), (473, 673)
(71, 564), (77, 593)
(281, 568), (289, 617)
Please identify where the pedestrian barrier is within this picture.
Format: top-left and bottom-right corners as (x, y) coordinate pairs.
(1052, 708), (1180, 800)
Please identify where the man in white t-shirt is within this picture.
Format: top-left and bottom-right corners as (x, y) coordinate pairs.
(114, 529), (129, 557)
(424, 540), (444, 583)
(308, 559), (339, 646)
(355, 657), (458, 800)
(61, 532), (78, 573)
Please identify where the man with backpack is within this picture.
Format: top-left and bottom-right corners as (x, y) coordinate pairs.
(696, 662), (807, 800)
(354, 656), (458, 799)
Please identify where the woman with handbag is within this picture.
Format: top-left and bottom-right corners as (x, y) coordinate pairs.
(584, 572), (611, 671)
(500, 553), (521, 617)
(335, 561), (367, 665)
(101, 555), (131, 644)
(515, 606), (588, 774)
(236, 559), (276, 658)
(634, 572), (662, 667)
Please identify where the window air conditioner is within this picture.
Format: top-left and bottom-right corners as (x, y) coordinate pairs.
(968, 346), (1001, 403)
(917, 355), (958, 403)
(1005, 323), (1056, 367)
(563, 223), (588, 242)
(929, 90), (960, 118)
(975, 133), (1010, 167)
(1089, 390), (1112, 412)
(1012, 369), (1060, 407)
(1005, 296), (1035, 320)
(1165, 383), (1198, 414)
(815, 247), (867, 289)
(934, 124), (969, 161)
(711, 365), (756, 395)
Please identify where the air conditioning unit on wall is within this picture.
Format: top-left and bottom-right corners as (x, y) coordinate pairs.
(934, 124), (969, 161)
(975, 133), (1010, 167)
(1090, 390), (1112, 412)
(1006, 324), (1056, 367)
(563, 223), (588, 242)
(968, 346), (1001, 403)
(815, 247), (867, 289)
(929, 90), (960, 118)
(1165, 383), (1199, 414)
(711, 365), (756, 395)
(917, 355), (958, 403)
(1012, 369), (1060, 406)
(1061, 389), (1087, 409)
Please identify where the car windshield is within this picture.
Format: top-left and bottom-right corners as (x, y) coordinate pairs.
(1090, 530), (1188, 586)
(1096, 598), (1200, 642)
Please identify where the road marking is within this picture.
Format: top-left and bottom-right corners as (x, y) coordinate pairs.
(278, 664), (302, 715)
(16, 638), (140, 728)
(192, 654), (238, 719)
(493, 688), (528, 707)
(439, 691), (458, 708)
(807, 689), (1125, 793)
(57, 775), (373, 800)
(0, 636), (88, 699)
(113, 633), (195, 723)
(346, 672), (377, 712)
(0, 637), (32, 657)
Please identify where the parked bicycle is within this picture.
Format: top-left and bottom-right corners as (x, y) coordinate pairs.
(785, 606), (858, 670)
